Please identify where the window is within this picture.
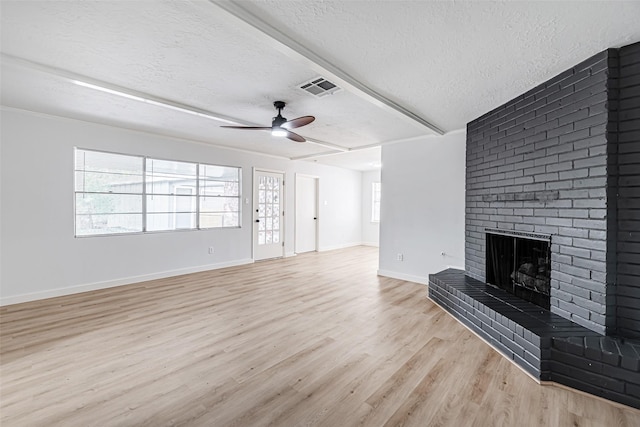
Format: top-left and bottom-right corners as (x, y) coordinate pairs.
(372, 182), (381, 222)
(74, 148), (241, 236)
(199, 164), (240, 228)
(75, 149), (144, 236)
(146, 158), (197, 232)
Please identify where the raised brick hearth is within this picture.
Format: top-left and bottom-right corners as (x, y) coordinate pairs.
(429, 269), (640, 409)
(430, 42), (640, 408)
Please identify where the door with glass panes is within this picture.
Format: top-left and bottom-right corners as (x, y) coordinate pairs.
(253, 170), (284, 260)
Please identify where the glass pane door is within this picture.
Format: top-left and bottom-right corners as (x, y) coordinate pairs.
(254, 170), (284, 260)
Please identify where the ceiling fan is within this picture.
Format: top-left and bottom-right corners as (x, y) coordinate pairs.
(221, 101), (315, 142)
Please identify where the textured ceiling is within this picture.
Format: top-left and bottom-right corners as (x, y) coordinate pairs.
(243, 0), (640, 131)
(2, 1), (640, 170)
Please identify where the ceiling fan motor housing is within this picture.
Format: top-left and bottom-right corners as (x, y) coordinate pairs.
(272, 101), (287, 127)
(272, 115), (287, 127)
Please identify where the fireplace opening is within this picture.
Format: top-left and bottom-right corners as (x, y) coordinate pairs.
(485, 229), (551, 310)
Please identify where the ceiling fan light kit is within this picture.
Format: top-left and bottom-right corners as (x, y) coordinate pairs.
(271, 127), (288, 137)
(221, 101), (314, 143)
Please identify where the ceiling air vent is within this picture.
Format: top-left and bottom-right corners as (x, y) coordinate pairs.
(298, 77), (342, 97)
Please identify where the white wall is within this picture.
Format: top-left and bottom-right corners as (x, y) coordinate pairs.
(378, 131), (465, 284)
(361, 169), (381, 246)
(0, 108), (362, 304)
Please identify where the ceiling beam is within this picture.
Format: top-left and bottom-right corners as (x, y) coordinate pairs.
(290, 128), (465, 161)
(210, 0), (445, 136)
(290, 150), (353, 161)
(304, 138), (349, 152)
(291, 133), (437, 161)
(1, 53), (253, 126)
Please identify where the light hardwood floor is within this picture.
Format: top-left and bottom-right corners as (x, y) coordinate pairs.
(1, 246), (639, 426)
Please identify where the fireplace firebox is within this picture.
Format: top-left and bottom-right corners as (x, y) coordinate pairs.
(485, 229), (551, 310)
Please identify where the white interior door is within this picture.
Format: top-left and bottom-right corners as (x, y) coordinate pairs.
(253, 169), (285, 260)
(295, 175), (318, 253)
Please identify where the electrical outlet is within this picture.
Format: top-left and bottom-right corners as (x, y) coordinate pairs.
(208, 247), (215, 254)
(396, 253), (403, 261)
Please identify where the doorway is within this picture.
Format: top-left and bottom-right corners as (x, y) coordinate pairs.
(295, 174), (318, 254)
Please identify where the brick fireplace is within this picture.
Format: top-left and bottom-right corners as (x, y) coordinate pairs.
(429, 42), (640, 408)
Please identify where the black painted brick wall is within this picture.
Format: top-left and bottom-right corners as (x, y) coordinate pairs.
(466, 49), (616, 335)
(617, 42), (640, 339)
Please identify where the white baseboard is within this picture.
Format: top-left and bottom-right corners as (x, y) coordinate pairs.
(285, 251), (297, 258)
(0, 258), (254, 306)
(361, 241), (380, 247)
(376, 269), (429, 285)
(318, 242), (363, 252)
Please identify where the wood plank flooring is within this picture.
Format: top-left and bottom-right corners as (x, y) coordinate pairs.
(1, 246), (639, 426)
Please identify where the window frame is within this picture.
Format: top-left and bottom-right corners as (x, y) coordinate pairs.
(74, 147), (242, 237)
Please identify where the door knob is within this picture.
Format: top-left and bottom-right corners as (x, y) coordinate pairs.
(255, 219), (260, 223)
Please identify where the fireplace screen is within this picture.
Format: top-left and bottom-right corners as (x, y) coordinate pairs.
(485, 230), (551, 310)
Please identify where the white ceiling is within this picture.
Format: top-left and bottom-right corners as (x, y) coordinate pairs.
(2, 1), (640, 171)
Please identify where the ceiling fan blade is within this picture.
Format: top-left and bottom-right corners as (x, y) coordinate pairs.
(282, 116), (315, 129)
(220, 126), (271, 130)
(286, 130), (306, 143)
